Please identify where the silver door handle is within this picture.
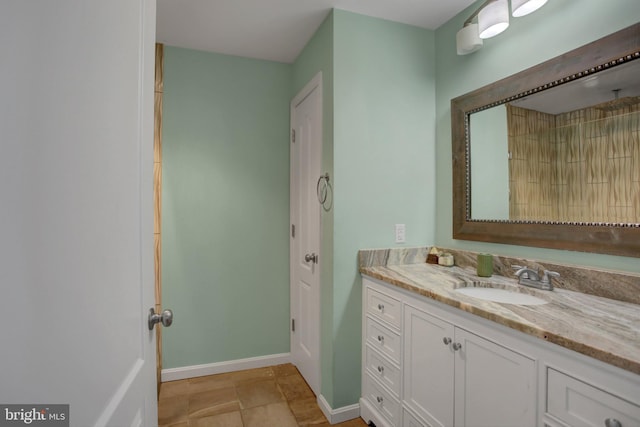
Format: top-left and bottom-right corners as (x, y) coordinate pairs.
(148, 308), (173, 330)
(304, 253), (318, 264)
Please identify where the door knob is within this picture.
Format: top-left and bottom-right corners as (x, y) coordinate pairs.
(304, 253), (318, 264)
(148, 308), (173, 330)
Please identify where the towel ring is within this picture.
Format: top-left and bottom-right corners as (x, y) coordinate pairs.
(316, 173), (333, 212)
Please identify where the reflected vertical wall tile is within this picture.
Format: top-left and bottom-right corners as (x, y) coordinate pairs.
(506, 103), (638, 223)
(154, 42), (164, 389)
(155, 43), (164, 93)
(154, 93), (163, 164)
(632, 126), (640, 184)
(633, 189), (640, 222)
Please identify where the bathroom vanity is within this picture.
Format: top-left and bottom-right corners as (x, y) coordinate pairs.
(359, 249), (640, 427)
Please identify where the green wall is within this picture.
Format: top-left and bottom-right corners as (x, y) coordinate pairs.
(293, 9), (436, 408)
(161, 0), (640, 412)
(161, 47), (292, 368)
(332, 10), (436, 407)
(470, 106), (509, 219)
(434, 0), (640, 273)
(291, 12), (336, 405)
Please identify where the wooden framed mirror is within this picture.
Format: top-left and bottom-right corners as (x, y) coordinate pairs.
(451, 23), (640, 257)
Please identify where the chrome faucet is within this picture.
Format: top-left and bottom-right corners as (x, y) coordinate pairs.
(513, 265), (559, 291)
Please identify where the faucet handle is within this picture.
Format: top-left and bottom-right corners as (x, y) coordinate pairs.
(541, 270), (560, 284)
(512, 265), (529, 279)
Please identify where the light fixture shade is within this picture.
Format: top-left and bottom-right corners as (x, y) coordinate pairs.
(478, 0), (509, 39)
(456, 24), (483, 55)
(511, 0), (548, 17)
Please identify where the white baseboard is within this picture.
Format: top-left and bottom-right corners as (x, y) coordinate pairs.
(317, 394), (361, 425)
(161, 353), (291, 382)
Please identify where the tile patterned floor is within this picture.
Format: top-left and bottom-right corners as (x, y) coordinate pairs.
(158, 364), (369, 427)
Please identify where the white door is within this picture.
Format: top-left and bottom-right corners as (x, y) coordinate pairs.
(0, 1), (158, 426)
(290, 73), (323, 395)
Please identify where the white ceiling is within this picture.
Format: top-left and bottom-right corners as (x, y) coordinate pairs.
(156, 0), (477, 63)
(512, 59), (640, 114)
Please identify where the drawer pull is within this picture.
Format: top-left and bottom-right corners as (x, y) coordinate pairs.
(377, 303), (384, 311)
(377, 365), (384, 374)
(377, 335), (384, 343)
(443, 337), (452, 345)
(376, 396), (384, 404)
(452, 342), (462, 351)
(605, 419), (622, 427)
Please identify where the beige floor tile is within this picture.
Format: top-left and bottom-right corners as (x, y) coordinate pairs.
(272, 363), (299, 377)
(189, 411), (243, 427)
(312, 419), (368, 427)
(188, 387), (240, 419)
(159, 379), (190, 401)
(241, 402), (298, 427)
(189, 374), (235, 394)
(158, 364), (353, 427)
(229, 367), (275, 386)
(236, 379), (284, 409)
(158, 396), (188, 425)
(288, 397), (327, 425)
(160, 422), (189, 427)
(277, 373), (315, 401)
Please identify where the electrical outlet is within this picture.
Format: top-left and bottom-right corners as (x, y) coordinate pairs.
(395, 224), (406, 244)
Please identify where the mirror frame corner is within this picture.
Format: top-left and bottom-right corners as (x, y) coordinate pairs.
(451, 23), (640, 258)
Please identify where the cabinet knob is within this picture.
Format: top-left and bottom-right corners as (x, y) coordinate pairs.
(377, 335), (384, 343)
(443, 337), (452, 345)
(452, 342), (462, 351)
(377, 365), (384, 374)
(376, 396), (383, 404)
(377, 303), (384, 311)
(605, 419), (622, 427)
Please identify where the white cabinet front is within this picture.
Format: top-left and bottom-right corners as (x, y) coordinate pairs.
(454, 327), (536, 427)
(363, 372), (402, 426)
(404, 304), (455, 427)
(367, 286), (402, 329)
(404, 304), (536, 427)
(366, 316), (402, 364)
(365, 344), (402, 397)
(546, 368), (640, 427)
(361, 275), (639, 427)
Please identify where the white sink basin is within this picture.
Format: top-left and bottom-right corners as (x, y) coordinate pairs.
(455, 287), (548, 306)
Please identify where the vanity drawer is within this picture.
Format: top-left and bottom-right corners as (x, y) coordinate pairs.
(365, 344), (401, 397)
(366, 317), (401, 364)
(363, 373), (401, 427)
(403, 408), (428, 427)
(366, 285), (402, 329)
(546, 368), (640, 427)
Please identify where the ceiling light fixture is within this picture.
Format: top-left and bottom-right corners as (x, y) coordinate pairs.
(456, 0), (549, 55)
(511, 0), (548, 17)
(456, 23), (483, 55)
(478, 0), (509, 39)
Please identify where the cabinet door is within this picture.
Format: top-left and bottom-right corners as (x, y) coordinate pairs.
(546, 368), (640, 427)
(404, 305), (454, 427)
(454, 328), (536, 427)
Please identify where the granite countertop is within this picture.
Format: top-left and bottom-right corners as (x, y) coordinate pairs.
(360, 251), (640, 376)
